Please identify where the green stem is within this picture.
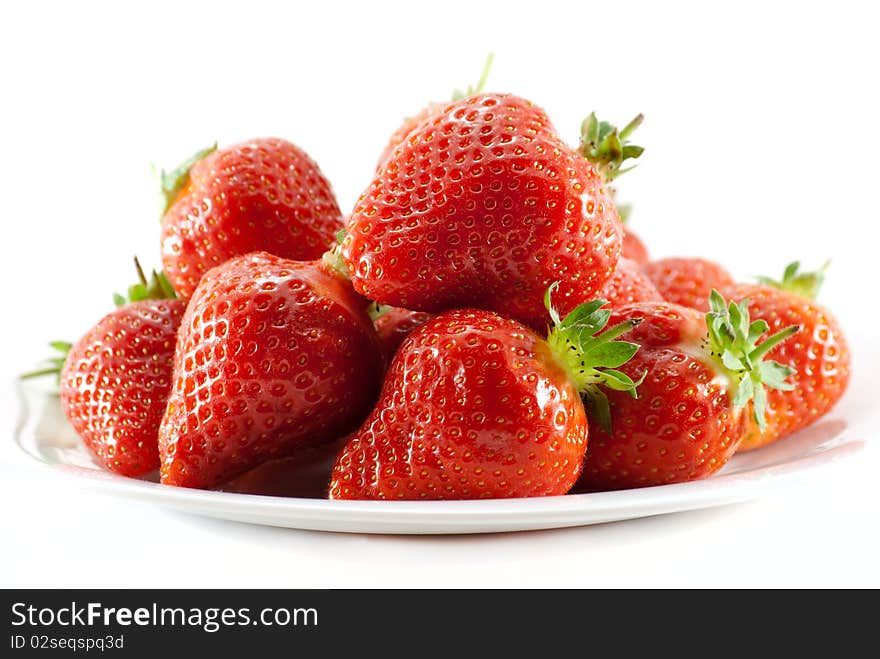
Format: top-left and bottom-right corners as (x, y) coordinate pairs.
(133, 256), (148, 288)
(749, 324), (800, 361)
(20, 367), (62, 380)
(114, 257), (178, 306)
(619, 114), (644, 141)
(451, 53), (496, 100)
(594, 317), (643, 344)
(474, 53), (494, 94)
(157, 274), (176, 298)
(20, 341), (71, 382)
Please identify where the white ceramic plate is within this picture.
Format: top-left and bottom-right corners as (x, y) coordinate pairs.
(15, 381), (864, 535)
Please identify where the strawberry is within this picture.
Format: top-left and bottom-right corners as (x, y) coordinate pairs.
(577, 292), (799, 491)
(158, 251), (385, 489)
(622, 227), (650, 266)
(329, 291), (644, 500)
(377, 54), (495, 168)
(343, 95), (642, 330)
(372, 305), (433, 360)
(596, 257), (663, 308)
(23, 262), (184, 477)
(722, 261), (850, 450)
(159, 138), (344, 299)
(643, 257), (734, 311)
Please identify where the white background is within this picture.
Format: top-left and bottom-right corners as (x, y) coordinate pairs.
(1, 1), (878, 587)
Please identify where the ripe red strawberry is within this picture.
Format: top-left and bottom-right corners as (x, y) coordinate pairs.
(643, 257), (734, 311)
(343, 95), (642, 330)
(596, 257), (663, 308)
(158, 251), (385, 489)
(377, 54), (495, 168)
(622, 227), (650, 266)
(159, 138), (344, 299)
(23, 263), (184, 477)
(721, 261), (850, 450)
(372, 306), (433, 360)
(577, 292), (799, 491)
(329, 291), (644, 500)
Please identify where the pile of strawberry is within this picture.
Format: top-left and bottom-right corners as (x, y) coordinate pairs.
(26, 73), (851, 501)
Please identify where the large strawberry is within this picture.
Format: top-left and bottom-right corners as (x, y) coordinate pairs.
(722, 261), (850, 450)
(342, 94), (642, 330)
(23, 262), (184, 477)
(577, 292), (799, 491)
(159, 138), (344, 299)
(377, 54), (495, 168)
(329, 291), (644, 500)
(158, 251), (385, 489)
(596, 257), (662, 308)
(643, 257), (734, 311)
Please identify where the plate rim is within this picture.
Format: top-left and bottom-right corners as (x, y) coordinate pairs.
(13, 383), (865, 533)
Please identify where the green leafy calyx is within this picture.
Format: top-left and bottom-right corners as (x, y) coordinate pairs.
(578, 113), (644, 183)
(544, 283), (645, 433)
(756, 260), (829, 301)
(113, 257), (178, 307)
(451, 53), (495, 101)
(705, 289), (800, 431)
(157, 142), (217, 217)
(20, 341), (72, 382)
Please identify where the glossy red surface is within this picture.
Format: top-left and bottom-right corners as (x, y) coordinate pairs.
(577, 302), (743, 491)
(159, 253), (384, 489)
(61, 299), (186, 476)
(161, 138), (343, 299)
(330, 309), (588, 500)
(596, 257), (663, 308)
(643, 257), (734, 311)
(343, 93), (622, 331)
